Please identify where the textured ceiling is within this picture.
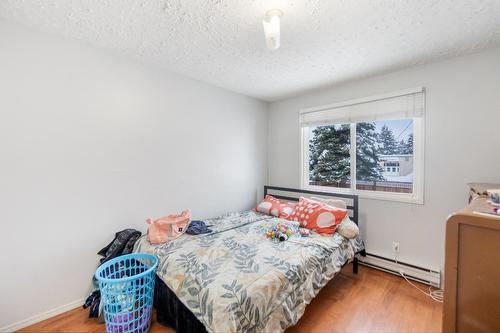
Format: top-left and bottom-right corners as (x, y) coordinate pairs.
(1, 1), (500, 101)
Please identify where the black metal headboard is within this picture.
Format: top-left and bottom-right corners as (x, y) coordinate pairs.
(264, 185), (359, 225)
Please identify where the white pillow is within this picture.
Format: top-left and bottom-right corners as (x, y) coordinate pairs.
(309, 196), (358, 239)
(310, 196), (347, 209)
(336, 215), (359, 239)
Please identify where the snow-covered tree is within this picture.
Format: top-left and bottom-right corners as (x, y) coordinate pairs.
(356, 122), (384, 181)
(379, 125), (398, 155)
(309, 124), (350, 186)
(397, 139), (406, 154)
(403, 133), (414, 154)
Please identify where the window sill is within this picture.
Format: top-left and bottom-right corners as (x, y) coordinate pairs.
(302, 184), (424, 205)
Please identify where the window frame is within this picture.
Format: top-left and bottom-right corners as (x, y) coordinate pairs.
(300, 93), (425, 205)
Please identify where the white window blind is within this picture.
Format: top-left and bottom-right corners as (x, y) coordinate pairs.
(299, 88), (425, 127)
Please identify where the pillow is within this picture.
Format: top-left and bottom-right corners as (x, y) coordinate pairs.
(256, 195), (297, 219)
(309, 196), (347, 209)
(336, 215), (359, 239)
(309, 196), (358, 238)
(289, 197), (347, 234)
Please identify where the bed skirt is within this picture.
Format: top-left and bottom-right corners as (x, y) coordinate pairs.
(154, 275), (208, 333)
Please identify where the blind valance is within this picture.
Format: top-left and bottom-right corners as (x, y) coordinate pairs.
(299, 88), (425, 127)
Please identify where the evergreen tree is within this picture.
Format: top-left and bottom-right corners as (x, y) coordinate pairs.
(379, 125), (398, 155)
(309, 124), (350, 186)
(308, 137), (320, 181)
(403, 133), (414, 154)
(356, 122), (384, 181)
(397, 139), (406, 154)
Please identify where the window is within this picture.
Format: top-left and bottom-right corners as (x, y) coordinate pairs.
(307, 123), (351, 188)
(300, 88), (425, 204)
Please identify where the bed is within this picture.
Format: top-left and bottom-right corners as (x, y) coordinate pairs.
(133, 186), (365, 333)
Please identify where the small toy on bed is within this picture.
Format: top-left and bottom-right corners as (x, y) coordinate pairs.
(298, 228), (311, 237)
(265, 221), (308, 241)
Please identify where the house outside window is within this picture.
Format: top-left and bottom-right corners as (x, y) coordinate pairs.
(300, 88), (425, 204)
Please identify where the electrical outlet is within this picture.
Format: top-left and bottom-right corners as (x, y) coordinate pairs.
(392, 241), (400, 253)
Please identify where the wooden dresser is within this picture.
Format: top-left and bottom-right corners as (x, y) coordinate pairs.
(443, 197), (500, 332)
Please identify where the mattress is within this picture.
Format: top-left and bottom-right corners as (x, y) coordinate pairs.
(134, 210), (364, 333)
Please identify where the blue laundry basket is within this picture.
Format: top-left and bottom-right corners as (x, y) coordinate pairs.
(95, 253), (158, 333)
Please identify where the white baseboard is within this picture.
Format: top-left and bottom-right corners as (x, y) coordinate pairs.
(0, 298), (84, 333)
(358, 253), (441, 287)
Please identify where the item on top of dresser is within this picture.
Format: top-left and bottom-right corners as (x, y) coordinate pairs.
(468, 183), (500, 196)
(473, 206), (500, 218)
(487, 190), (500, 204)
(146, 210), (191, 244)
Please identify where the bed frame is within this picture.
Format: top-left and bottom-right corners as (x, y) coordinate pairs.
(264, 185), (363, 274)
(153, 186), (364, 333)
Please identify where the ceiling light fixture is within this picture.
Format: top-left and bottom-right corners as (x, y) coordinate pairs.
(262, 9), (283, 50)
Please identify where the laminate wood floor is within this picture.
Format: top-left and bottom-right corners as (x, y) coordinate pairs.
(18, 265), (442, 333)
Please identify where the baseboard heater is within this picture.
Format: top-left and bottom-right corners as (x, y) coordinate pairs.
(357, 252), (441, 287)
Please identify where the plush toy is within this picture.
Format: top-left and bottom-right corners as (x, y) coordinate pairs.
(265, 222), (307, 241)
(276, 230), (289, 241)
(298, 228), (311, 237)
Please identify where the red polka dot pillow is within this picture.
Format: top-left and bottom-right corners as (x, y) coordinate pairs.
(289, 197), (347, 234)
(255, 195), (297, 219)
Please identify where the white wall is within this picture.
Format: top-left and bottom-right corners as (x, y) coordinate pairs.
(0, 20), (267, 329)
(268, 47), (500, 278)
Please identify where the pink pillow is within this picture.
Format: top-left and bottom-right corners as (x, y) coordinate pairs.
(288, 197), (347, 234)
(256, 195), (297, 219)
(146, 210), (191, 244)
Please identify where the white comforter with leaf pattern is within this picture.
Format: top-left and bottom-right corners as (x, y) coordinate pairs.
(134, 210), (364, 333)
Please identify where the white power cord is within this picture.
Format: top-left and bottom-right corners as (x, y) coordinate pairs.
(395, 251), (443, 303)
